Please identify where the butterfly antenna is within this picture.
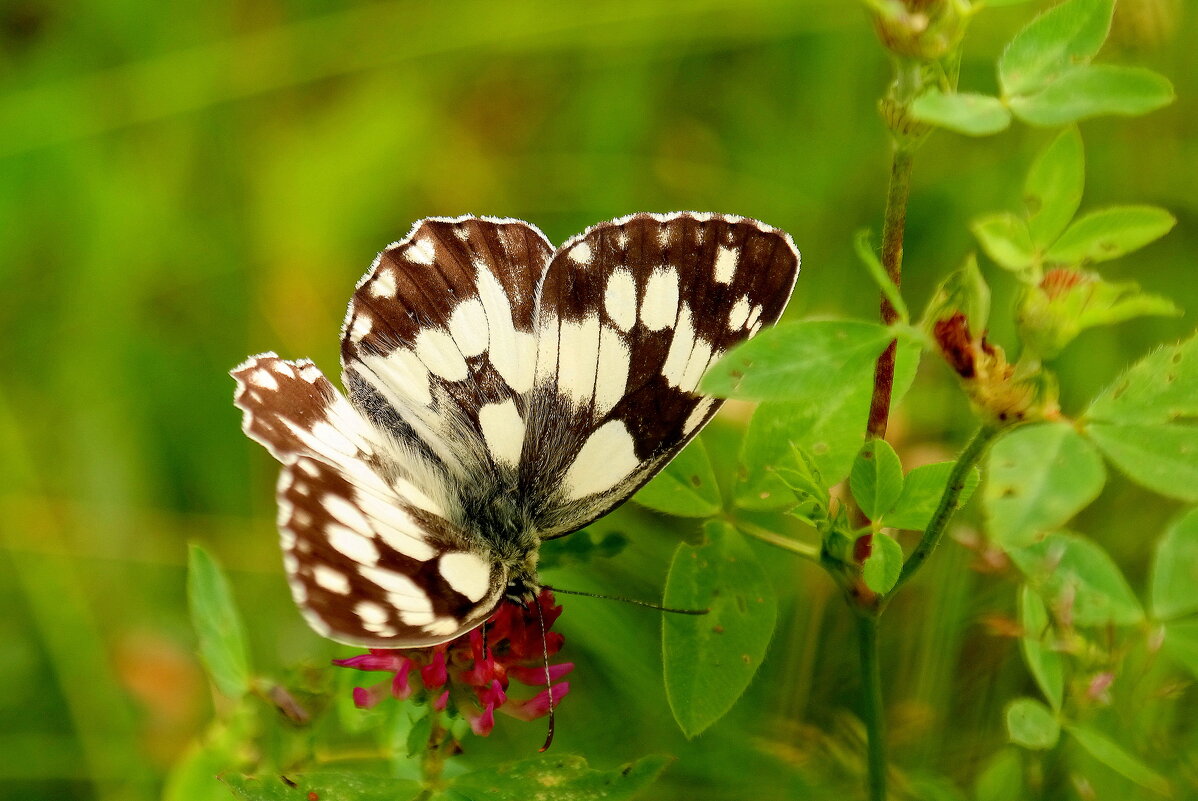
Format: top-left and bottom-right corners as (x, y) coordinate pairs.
(533, 596), (555, 752)
(544, 585), (708, 615)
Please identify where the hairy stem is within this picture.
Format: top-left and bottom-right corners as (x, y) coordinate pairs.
(416, 710), (448, 799)
(866, 146), (915, 441)
(892, 425), (1000, 593)
(857, 613), (887, 801)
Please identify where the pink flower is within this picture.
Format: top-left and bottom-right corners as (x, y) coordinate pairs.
(332, 590), (572, 739)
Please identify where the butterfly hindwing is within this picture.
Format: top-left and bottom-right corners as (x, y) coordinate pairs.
(340, 217), (553, 479)
(522, 213), (800, 536)
(232, 353), (505, 647)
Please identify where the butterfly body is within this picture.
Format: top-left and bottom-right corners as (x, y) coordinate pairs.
(234, 213), (799, 649)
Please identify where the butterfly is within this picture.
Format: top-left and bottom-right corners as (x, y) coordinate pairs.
(232, 212), (799, 649)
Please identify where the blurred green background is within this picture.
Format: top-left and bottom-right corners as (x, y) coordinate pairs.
(1, 1), (1195, 799)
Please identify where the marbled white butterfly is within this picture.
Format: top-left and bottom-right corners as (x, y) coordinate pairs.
(232, 212), (799, 648)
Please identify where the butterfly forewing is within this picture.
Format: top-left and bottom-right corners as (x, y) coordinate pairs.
(232, 353), (506, 647)
(340, 217), (553, 479)
(522, 213), (799, 536)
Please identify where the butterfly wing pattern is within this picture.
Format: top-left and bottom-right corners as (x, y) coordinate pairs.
(233, 213), (799, 648)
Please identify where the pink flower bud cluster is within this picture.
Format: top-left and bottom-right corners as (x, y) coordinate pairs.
(332, 590), (572, 737)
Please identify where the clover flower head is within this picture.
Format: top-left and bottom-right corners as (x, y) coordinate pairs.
(332, 589), (572, 739)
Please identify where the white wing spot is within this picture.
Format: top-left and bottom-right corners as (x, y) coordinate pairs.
(326, 522), (380, 565)
(615, 229), (630, 248)
(448, 297), (489, 357)
(568, 241), (592, 266)
(408, 238), (437, 265)
(360, 565), (427, 600)
(714, 245), (739, 284)
(355, 600), (390, 626)
(641, 266), (679, 331)
(251, 368), (279, 390)
(313, 565), (351, 595)
(478, 399), (525, 466)
(352, 493), (436, 561)
(746, 304), (763, 330)
(477, 265), (534, 394)
(557, 314), (601, 405)
(564, 419), (641, 500)
(679, 338), (714, 394)
(661, 304), (695, 388)
(361, 348), (433, 406)
(439, 552), (492, 603)
(299, 363), (322, 382)
(414, 328), (469, 381)
(594, 326), (629, 417)
(371, 269), (397, 298)
(684, 398), (717, 435)
(399, 608), (436, 627)
(604, 268), (638, 332)
(425, 617), (461, 636)
(350, 314), (373, 341)
(728, 295), (751, 330)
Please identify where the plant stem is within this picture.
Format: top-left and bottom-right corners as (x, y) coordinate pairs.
(857, 613), (887, 801)
(866, 146), (915, 441)
(416, 710), (447, 799)
(892, 424), (1000, 593)
(735, 519), (821, 560)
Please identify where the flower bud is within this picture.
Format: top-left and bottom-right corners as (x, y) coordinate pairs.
(868, 0), (973, 61)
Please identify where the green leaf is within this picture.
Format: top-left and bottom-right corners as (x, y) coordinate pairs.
(1010, 531), (1144, 627)
(702, 320), (915, 401)
(772, 443), (829, 505)
(634, 438), (721, 517)
(165, 707), (257, 801)
(1151, 508), (1198, 620)
(447, 754), (672, 801)
(735, 336), (921, 508)
(1009, 65), (1175, 126)
(983, 423), (1105, 548)
(538, 529), (628, 571)
(920, 253), (992, 334)
(1085, 332), (1198, 425)
(885, 461), (980, 531)
(222, 772), (421, 801)
(1005, 697), (1060, 750)
(971, 213), (1035, 272)
(1019, 585), (1064, 711)
(910, 90), (1012, 136)
(851, 439), (904, 519)
(998, 0), (1113, 96)
(187, 543), (252, 699)
(1045, 205), (1176, 264)
(1024, 126), (1084, 247)
(1066, 725), (1171, 796)
(854, 229), (909, 324)
(663, 521), (777, 737)
(1086, 423), (1198, 502)
(1073, 280), (1181, 329)
(1162, 618), (1198, 680)
(863, 531), (904, 594)
(975, 748), (1025, 801)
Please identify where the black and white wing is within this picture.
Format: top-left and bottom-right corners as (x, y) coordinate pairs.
(232, 353), (505, 647)
(521, 212), (799, 537)
(339, 216), (553, 482)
